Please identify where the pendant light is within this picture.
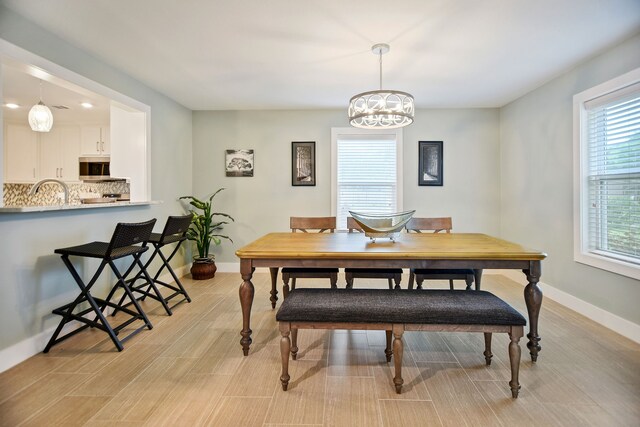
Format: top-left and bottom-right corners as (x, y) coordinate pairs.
(348, 43), (414, 129)
(28, 80), (53, 132)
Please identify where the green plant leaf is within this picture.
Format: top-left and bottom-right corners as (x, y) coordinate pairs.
(180, 188), (232, 258)
(208, 188), (225, 202)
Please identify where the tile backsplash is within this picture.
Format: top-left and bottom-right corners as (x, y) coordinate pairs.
(3, 182), (130, 206)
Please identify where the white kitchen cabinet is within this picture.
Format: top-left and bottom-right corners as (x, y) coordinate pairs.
(80, 125), (110, 155)
(4, 124), (38, 183)
(4, 124), (81, 183)
(59, 127), (81, 181)
(39, 126), (81, 181)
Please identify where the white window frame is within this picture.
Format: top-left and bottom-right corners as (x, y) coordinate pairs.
(573, 67), (640, 280)
(331, 127), (403, 226)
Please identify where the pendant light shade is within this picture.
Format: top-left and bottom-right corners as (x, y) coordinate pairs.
(28, 101), (54, 132)
(29, 81), (53, 132)
(348, 44), (414, 129)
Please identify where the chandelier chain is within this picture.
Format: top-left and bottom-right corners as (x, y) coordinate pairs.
(379, 49), (382, 90)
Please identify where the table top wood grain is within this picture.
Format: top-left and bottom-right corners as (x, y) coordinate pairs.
(236, 232), (546, 261)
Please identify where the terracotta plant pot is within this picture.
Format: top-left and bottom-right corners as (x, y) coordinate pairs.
(191, 257), (217, 280)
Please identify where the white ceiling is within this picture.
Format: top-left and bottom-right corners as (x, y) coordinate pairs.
(2, 0), (640, 110)
(2, 64), (111, 122)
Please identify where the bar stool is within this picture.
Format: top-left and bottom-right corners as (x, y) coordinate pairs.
(114, 214), (193, 315)
(43, 219), (157, 353)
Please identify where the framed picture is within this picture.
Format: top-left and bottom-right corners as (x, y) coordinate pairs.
(225, 149), (254, 177)
(418, 141), (443, 186)
(292, 141), (316, 186)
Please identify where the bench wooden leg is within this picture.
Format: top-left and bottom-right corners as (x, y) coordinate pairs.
(279, 322), (291, 391)
(508, 326), (523, 398)
(484, 332), (493, 366)
(392, 324), (404, 394)
(384, 330), (392, 362)
(291, 328), (299, 360)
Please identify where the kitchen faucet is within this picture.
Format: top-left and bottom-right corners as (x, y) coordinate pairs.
(29, 178), (70, 205)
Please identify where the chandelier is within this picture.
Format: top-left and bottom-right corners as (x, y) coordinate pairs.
(28, 80), (53, 132)
(348, 43), (414, 129)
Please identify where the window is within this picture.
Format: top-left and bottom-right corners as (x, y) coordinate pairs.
(331, 128), (403, 229)
(573, 68), (640, 279)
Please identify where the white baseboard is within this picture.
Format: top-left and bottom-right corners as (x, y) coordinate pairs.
(0, 319), (82, 373)
(497, 269), (640, 344)
(0, 263), (192, 374)
(214, 262), (242, 273)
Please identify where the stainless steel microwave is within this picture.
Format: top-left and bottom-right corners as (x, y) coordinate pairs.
(79, 156), (110, 181)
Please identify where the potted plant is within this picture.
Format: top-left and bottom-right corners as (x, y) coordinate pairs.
(179, 188), (234, 280)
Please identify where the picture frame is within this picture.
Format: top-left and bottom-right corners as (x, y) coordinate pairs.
(225, 149), (254, 177)
(418, 141), (443, 186)
(291, 141), (316, 186)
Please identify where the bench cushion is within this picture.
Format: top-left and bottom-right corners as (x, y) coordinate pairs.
(276, 289), (526, 326)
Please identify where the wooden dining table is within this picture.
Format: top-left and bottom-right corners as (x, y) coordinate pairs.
(236, 232), (547, 361)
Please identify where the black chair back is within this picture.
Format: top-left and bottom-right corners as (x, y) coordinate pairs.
(107, 218), (157, 255)
(160, 214), (193, 244)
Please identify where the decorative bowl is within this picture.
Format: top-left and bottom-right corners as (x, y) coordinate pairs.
(349, 210), (415, 242)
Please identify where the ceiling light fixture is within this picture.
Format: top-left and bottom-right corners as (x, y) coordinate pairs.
(5, 103), (20, 109)
(28, 80), (53, 132)
(348, 43), (414, 129)
(81, 102), (93, 108)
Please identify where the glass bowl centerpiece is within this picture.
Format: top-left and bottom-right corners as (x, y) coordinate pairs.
(349, 210), (415, 242)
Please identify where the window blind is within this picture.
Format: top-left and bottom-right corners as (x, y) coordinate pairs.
(586, 89), (640, 264)
(336, 139), (397, 228)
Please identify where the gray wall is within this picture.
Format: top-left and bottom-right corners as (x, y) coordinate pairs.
(0, 6), (193, 351)
(499, 33), (640, 325)
(192, 108), (501, 263)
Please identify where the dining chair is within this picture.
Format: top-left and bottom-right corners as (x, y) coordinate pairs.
(281, 216), (339, 297)
(405, 217), (476, 290)
(344, 216), (402, 289)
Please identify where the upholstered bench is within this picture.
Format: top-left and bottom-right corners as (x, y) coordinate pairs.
(276, 288), (526, 397)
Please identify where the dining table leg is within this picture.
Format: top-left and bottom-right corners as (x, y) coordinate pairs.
(523, 261), (542, 362)
(269, 267), (279, 309)
(239, 259), (255, 356)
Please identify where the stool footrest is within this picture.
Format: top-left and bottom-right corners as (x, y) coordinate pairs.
(50, 297), (149, 335)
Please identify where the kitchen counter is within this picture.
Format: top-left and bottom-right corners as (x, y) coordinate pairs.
(0, 200), (161, 213)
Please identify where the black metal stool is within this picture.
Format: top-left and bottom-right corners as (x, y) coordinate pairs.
(43, 219), (157, 353)
(114, 214), (193, 315)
